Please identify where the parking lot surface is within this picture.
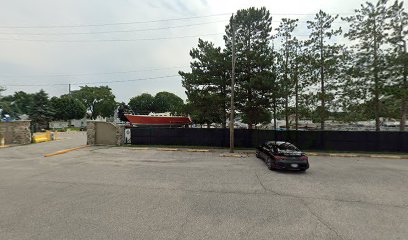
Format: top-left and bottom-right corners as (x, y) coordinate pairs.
(0, 132), (407, 240)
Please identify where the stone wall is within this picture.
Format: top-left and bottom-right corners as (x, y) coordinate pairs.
(0, 121), (31, 145)
(87, 121), (124, 146)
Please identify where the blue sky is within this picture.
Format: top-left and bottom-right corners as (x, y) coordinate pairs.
(0, 0), (405, 103)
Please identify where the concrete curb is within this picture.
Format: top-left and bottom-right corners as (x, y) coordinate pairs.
(219, 153), (248, 158)
(306, 152), (408, 159)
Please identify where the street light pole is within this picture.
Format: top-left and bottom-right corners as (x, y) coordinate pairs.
(230, 16), (236, 153)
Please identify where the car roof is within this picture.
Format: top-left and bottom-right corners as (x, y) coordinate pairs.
(265, 141), (291, 146)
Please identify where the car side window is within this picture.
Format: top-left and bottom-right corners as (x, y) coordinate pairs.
(266, 143), (274, 151)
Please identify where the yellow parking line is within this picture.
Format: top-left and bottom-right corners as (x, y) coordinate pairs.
(44, 145), (89, 157)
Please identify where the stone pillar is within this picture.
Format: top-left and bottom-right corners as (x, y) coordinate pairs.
(116, 124), (125, 146)
(86, 121), (96, 145)
(0, 120), (31, 145)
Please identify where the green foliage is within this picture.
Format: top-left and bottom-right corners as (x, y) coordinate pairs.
(385, 0), (408, 130)
(343, 0), (389, 130)
(128, 92), (185, 115)
(0, 90), (34, 118)
(153, 92), (184, 114)
(224, 7), (274, 128)
(275, 18), (300, 129)
(241, 108), (271, 125)
(128, 93), (155, 114)
(179, 38), (230, 127)
(306, 10), (343, 129)
(71, 86), (116, 119)
(29, 90), (53, 130)
(50, 96), (86, 121)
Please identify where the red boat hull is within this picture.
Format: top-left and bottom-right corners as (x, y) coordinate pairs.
(124, 114), (191, 126)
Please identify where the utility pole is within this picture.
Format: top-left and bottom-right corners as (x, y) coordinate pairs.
(230, 16), (236, 153)
(68, 84), (71, 95)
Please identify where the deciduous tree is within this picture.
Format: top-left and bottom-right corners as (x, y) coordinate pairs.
(71, 86), (116, 119)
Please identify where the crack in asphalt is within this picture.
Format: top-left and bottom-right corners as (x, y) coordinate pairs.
(175, 208), (190, 240)
(255, 172), (268, 193)
(34, 178), (408, 210)
(302, 199), (347, 240)
(254, 173), (408, 210)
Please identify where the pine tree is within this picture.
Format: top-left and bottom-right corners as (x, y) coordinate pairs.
(29, 90), (53, 131)
(343, 0), (389, 131)
(275, 18), (299, 129)
(306, 10), (342, 130)
(179, 39), (230, 128)
(224, 7), (274, 129)
(386, 0), (408, 131)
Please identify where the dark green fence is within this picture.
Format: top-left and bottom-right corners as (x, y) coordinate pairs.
(129, 128), (408, 152)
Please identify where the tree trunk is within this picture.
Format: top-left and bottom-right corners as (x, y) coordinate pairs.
(285, 96), (289, 130)
(295, 53), (299, 131)
(373, 19), (381, 132)
(295, 76), (299, 131)
(247, 90), (253, 130)
(273, 96), (277, 130)
(400, 41), (407, 131)
(222, 81), (227, 129)
(320, 32), (325, 130)
(284, 36), (290, 130)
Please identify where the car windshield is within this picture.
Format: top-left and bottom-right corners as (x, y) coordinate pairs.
(276, 143), (299, 151)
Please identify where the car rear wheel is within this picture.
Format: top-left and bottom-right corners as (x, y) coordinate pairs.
(265, 157), (273, 170)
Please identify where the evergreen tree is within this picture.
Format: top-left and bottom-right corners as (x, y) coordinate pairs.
(386, 0), (408, 131)
(224, 7), (274, 129)
(343, 0), (389, 131)
(29, 90), (53, 131)
(275, 18), (299, 129)
(179, 39), (229, 127)
(306, 10), (343, 130)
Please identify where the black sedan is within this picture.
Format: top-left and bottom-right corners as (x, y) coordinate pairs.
(256, 141), (309, 171)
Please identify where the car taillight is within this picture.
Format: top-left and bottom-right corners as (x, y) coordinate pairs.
(299, 156), (308, 161)
(274, 156), (286, 161)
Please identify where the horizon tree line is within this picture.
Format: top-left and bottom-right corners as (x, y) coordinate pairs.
(179, 0), (408, 131)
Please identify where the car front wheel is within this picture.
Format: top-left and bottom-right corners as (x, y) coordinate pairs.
(256, 150), (260, 159)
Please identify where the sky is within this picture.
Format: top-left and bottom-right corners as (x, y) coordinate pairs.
(0, 0), (406, 103)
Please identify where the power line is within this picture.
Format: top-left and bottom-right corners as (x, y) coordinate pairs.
(0, 32), (223, 42)
(0, 66), (189, 78)
(0, 12), (356, 30)
(0, 20), (228, 36)
(270, 12), (354, 16)
(0, 13), (232, 29)
(2, 74), (180, 87)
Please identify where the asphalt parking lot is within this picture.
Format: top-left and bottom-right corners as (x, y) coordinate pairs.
(0, 132), (407, 240)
